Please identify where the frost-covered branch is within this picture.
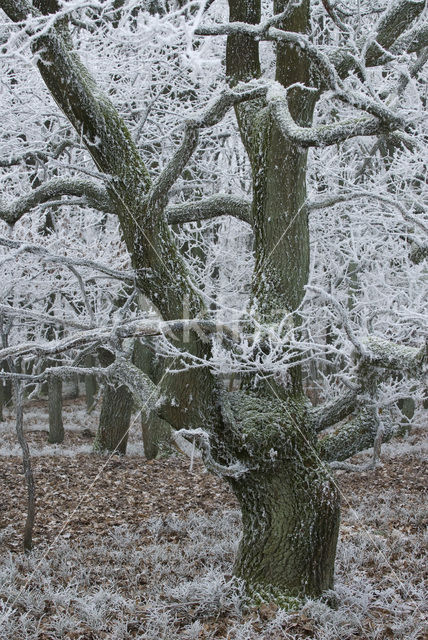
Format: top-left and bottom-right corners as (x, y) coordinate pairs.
(0, 318), (241, 361)
(319, 409), (388, 462)
(0, 303), (90, 331)
(0, 236), (135, 283)
(360, 335), (426, 375)
(309, 389), (359, 433)
(308, 190), (428, 235)
(166, 195), (252, 225)
(106, 355), (160, 412)
(175, 428), (250, 478)
(0, 139), (72, 168)
(0, 178), (112, 224)
(333, 0), (427, 74)
(267, 82), (400, 148)
(148, 83), (268, 208)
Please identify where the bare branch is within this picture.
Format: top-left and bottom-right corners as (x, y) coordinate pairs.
(166, 195), (252, 225)
(148, 83), (269, 208)
(0, 178), (113, 225)
(0, 236), (135, 283)
(267, 82), (400, 148)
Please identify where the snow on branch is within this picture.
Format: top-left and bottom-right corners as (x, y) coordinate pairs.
(267, 82), (402, 148)
(0, 139), (72, 168)
(106, 356), (160, 412)
(332, 0), (427, 74)
(0, 303), (90, 331)
(0, 178), (113, 225)
(166, 195), (252, 225)
(175, 428), (250, 478)
(0, 318), (241, 361)
(309, 388), (359, 433)
(360, 335), (426, 375)
(148, 82), (269, 208)
(308, 190), (428, 236)
(0, 236), (135, 283)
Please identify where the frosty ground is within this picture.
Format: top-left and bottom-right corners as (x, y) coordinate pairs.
(0, 398), (426, 640)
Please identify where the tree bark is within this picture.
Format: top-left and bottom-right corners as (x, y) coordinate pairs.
(48, 374), (64, 444)
(223, 392), (340, 601)
(0, 363), (12, 420)
(85, 355), (98, 412)
(231, 465), (339, 601)
(95, 381), (133, 455)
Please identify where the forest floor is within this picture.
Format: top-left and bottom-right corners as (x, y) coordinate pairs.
(0, 397), (426, 640)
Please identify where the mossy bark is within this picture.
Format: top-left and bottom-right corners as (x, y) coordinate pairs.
(222, 0), (342, 599)
(224, 392), (340, 600)
(231, 465), (339, 601)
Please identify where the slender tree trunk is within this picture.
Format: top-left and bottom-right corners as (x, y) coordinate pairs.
(13, 380), (35, 551)
(0, 363), (12, 420)
(48, 374), (64, 444)
(85, 355), (98, 412)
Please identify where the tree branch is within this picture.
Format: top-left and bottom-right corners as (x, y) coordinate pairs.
(147, 83), (269, 210)
(166, 195), (252, 225)
(0, 318), (240, 361)
(0, 140), (73, 168)
(267, 82), (400, 148)
(360, 335), (426, 375)
(319, 409), (384, 462)
(0, 178), (113, 224)
(309, 388), (359, 432)
(332, 0), (427, 75)
(0, 235), (135, 283)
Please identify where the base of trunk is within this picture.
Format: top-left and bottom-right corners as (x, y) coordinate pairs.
(224, 392), (341, 601)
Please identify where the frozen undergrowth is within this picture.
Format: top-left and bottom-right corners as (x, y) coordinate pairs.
(0, 401), (426, 638)
(0, 504), (426, 639)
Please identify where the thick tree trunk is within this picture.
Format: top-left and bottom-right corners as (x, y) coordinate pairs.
(223, 392), (340, 601)
(141, 414), (173, 459)
(95, 382), (133, 454)
(231, 465), (339, 601)
(48, 374), (64, 444)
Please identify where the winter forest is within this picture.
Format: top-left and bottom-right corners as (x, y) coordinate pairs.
(0, 0), (426, 637)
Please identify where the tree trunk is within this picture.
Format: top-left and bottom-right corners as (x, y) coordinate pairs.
(95, 382), (133, 454)
(0, 364), (12, 420)
(231, 466), (339, 602)
(48, 374), (64, 444)
(224, 392), (340, 601)
(85, 355), (98, 412)
(141, 413), (173, 459)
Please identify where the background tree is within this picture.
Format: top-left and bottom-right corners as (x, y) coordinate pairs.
(0, 0), (426, 604)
